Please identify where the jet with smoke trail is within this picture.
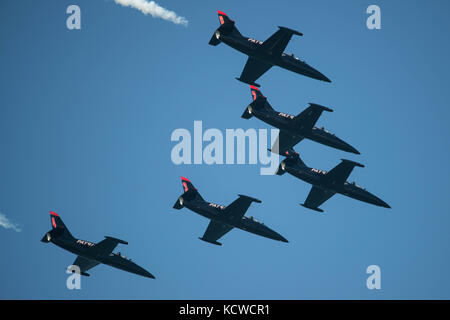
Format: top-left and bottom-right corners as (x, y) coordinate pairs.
(41, 211), (155, 278)
(114, 0), (188, 26)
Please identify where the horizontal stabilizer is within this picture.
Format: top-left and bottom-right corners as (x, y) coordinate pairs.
(80, 272), (90, 277)
(199, 237), (222, 246)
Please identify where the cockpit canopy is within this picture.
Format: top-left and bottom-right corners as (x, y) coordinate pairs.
(315, 126), (335, 136)
(282, 52), (303, 62)
(114, 252), (131, 261)
(248, 216), (264, 225)
(348, 181), (366, 190)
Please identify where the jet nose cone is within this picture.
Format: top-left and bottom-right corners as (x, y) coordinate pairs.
(268, 228), (289, 243)
(334, 138), (360, 154)
(276, 233), (289, 243)
(143, 270), (156, 279)
(300, 62), (331, 83)
(349, 146), (360, 155)
(339, 141), (360, 154)
(380, 201), (391, 209)
(372, 195), (391, 209)
(280, 237), (289, 243)
(311, 67), (331, 83)
(321, 75), (332, 83)
(135, 265), (156, 279)
(312, 70), (331, 83)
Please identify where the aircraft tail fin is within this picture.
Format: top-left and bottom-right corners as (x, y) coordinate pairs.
(209, 11), (242, 46)
(49, 211), (69, 230)
(217, 11), (241, 36)
(42, 211), (74, 241)
(250, 85), (265, 101)
(282, 148), (307, 167)
(273, 148), (306, 174)
(174, 177), (205, 209)
(242, 85), (273, 119)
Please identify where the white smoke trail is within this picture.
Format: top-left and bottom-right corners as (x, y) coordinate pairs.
(0, 212), (21, 232)
(114, 0), (188, 27)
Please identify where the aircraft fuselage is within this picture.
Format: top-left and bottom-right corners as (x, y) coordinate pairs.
(248, 107), (359, 154)
(282, 161), (390, 208)
(180, 198), (287, 242)
(44, 230), (154, 278)
(218, 33), (330, 82)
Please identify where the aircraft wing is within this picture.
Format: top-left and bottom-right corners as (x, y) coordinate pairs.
(200, 221), (234, 245)
(224, 194), (262, 221)
(324, 159), (365, 186)
(260, 26), (303, 57)
(199, 195), (261, 245)
(90, 236), (128, 257)
(293, 103), (333, 131)
(271, 130), (304, 154)
(72, 256), (100, 275)
(237, 56), (272, 86)
(302, 186), (335, 212)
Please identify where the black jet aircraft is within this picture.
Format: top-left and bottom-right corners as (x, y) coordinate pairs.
(209, 11), (331, 86)
(41, 211), (155, 278)
(242, 85), (359, 155)
(275, 149), (390, 212)
(173, 177), (288, 246)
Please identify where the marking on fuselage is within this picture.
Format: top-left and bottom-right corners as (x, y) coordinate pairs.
(311, 168), (327, 175)
(278, 112), (294, 120)
(248, 38), (263, 45)
(76, 239), (95, 247)
(209, 203), (226, 210)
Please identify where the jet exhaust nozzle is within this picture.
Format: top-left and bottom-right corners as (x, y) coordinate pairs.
(208, 29), (222, 46)
(241, 105), (254, 119)
(173, 196), (184, 210)
(40, 232), (52, 243)
(275, 161), (286, 176)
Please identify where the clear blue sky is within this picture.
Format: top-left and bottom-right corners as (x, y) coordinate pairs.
(1, 0), (450, 299)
